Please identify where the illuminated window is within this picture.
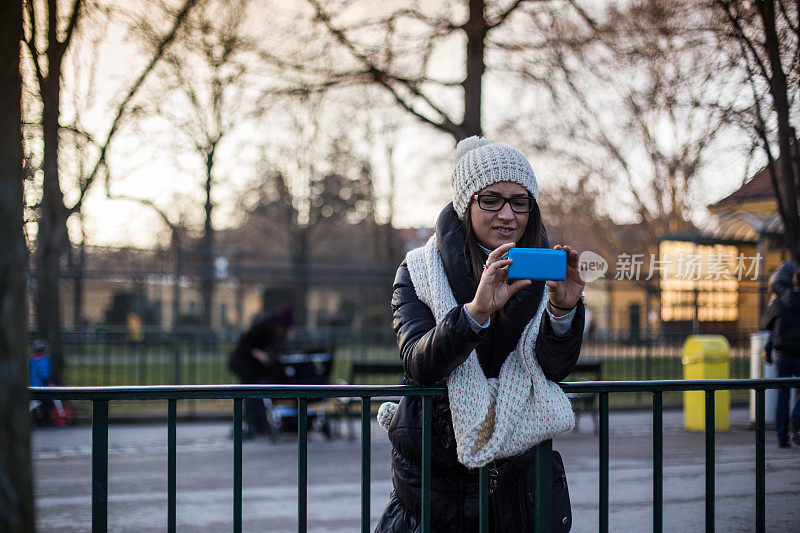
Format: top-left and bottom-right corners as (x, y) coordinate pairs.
(658, 241), (738, 322)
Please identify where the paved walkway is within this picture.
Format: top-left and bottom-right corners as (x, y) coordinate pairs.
(32, 407), (800, 532)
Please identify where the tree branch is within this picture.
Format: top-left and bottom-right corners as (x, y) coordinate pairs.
(60, 0), (82, 53)
(67, 0), (201, 215)
(47, 0), (57, 56)
(22, 0), (45, 88)
(775, 0), (798, 36)
(59, 123), (101, 149)
(305, 0), (460, 135)
(714, 0), (772, 84)
(107, 193), (177, 230)
(488, 0), (527, 29)
(738, 34), (792, 227)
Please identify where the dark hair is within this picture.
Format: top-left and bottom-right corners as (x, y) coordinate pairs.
(462, 198), (542, 322)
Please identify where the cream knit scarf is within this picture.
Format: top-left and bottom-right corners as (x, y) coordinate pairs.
(379, 236), (575, 468)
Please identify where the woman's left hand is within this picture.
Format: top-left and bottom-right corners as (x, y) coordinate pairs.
(545, 245), (585, 314)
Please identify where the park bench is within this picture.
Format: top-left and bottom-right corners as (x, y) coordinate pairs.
(567, 359), (602, 434)
(332, 360), (403, 440)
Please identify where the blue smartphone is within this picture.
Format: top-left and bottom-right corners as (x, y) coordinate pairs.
(507, 248), (567, 280)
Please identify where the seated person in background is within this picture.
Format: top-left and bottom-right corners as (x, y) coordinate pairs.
(229, 303), (294, 439)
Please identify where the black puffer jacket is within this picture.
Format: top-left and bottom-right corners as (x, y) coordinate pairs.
(762, 290), (800, 356)
(375, 204), (584, 532)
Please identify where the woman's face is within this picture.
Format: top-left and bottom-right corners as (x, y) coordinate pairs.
(469, 181), (530, 250)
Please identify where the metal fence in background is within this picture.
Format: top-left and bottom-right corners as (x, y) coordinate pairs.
(40, 325), (757, 384)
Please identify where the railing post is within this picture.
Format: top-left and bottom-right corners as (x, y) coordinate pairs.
(233, 398), (242, 533)
(298, 398), (308, 533)
(755, 387), (765, 533)
(421, 396), (432, 533)
(533, 439), (553, 532)
(705, 390), (715, 533)
(652, 391), (663, 533)
(168, 399), (177, 533)
(92, 400), (109, 533)
(599, 392), (609, 533)
(361, 397), (371, 533)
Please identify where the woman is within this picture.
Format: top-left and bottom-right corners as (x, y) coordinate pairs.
(375, 137), (585, 532)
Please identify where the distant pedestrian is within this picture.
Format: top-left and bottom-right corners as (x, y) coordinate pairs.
(29, 339), (53, 390)
(763, 261), (797, 363)
(761, 269), (800, 448)
(29, 339), (71, 425)
(228, 303), (294, 439)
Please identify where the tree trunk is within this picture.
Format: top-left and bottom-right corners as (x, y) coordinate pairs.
(36, 50), (68, 384)
(200, 147), (215, 327)
(0, 1), (35, 530)
(71, 239), (86, 327)
(757, 0), (800, 263)
(460, 0), (487, 140)
(291, 226), (310, 326)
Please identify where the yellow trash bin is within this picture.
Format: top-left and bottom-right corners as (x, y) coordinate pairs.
(683, 335), (730, 432)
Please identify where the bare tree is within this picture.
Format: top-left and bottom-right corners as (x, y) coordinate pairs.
(0, 1), (34, 530)
(242, 100), (378, 323)
(21, 0), (200, 381)
(507, 0), (735, 252)
(262, 0), (589, 142)
(708, 0), (800, 262)
(136, 0), (256, 327)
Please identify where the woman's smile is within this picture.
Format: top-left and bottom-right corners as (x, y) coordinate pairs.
(492, 226), (516, 237)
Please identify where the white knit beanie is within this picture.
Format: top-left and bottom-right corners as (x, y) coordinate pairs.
(451, 136), (538, 218)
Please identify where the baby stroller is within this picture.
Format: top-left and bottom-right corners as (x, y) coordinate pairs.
(267, 349), (334, 439)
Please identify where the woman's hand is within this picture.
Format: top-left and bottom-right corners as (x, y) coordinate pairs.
(545, 244), (585, 316)
(465, 243), (532, 324)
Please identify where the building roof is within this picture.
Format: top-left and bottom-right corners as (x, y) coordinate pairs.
(710, 146), (798, 209)
(711, 165), (775, 208)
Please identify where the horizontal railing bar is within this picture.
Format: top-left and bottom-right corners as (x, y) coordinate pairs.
(563, 378), (800, 392)
(28, 385), (447, 400)
(29, 377), (800, 401)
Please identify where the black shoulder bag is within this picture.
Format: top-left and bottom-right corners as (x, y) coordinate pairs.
(488, 448), (572, 532)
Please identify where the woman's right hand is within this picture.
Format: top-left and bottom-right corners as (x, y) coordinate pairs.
(465, 242), (532, 324)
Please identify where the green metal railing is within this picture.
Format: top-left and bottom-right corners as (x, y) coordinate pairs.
(30, 378), (800, 533)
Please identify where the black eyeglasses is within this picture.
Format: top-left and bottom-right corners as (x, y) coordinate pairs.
(473, 194), (535, 213)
